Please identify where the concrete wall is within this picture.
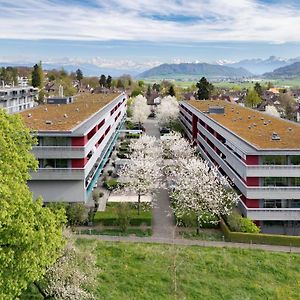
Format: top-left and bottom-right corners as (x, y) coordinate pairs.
(28, 180), (85, 203)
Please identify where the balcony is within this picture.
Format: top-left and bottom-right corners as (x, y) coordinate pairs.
(238, 199), (300, 221)
(30, 168), (85, 180)
(31, 146), (85, 159)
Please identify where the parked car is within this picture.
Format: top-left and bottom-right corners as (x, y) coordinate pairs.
(132, 123), (146, 132)
(159, 127), (171, 135)
(148, 112), (156, 118)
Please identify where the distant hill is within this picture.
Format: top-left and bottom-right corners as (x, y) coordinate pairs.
(263, 62), (300, 79)
(0, 62), (140, 77)
(137, 63), (252, 80)
(222, 56), (300, 75)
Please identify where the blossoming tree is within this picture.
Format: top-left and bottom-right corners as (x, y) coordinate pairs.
(131, 95), (151, 125)
(118, 135), (164, 214)
(170, 157), (238, 229)
(156, 96), (179, 126)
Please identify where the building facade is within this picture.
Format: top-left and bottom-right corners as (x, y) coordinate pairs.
(20, 92), (127, 203)
(0, 86), (38, 113)
(179, 100), (300, 235)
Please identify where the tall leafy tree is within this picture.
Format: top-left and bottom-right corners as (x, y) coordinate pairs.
(196, 77), (213, 100)
(99, 74), (106, 87)
(75, 69), (83, 82)
(245, 89), (261, 108)
(0, 110), (66, 298)
(106, 75), (112, 89)
(168, 85), (176, 97)
(254, 82), (263, 96)
(31, 62), (44, 88)
(0, 67), (18, 85)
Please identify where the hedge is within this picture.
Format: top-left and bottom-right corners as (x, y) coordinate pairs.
(93, 205), (152, 226)
(220, 218), (300, 247)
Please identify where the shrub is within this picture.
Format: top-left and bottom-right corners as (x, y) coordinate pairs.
(115, 203), (131, 232)
(107, 170), (113, 176)
(117, 152), (128, 159)
(227, 212), (260, 233)
(220, 219), (300, 247)
(103, 179), (119, 191)
(66, 203), (88, 226)
(126, 133), (140, 139)
(99, 192), (104, 198)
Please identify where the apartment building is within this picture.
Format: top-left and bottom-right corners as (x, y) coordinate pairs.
(0, 85), (38, 113)
(20, 92), (127, 203)
(179, 100), (300, 235)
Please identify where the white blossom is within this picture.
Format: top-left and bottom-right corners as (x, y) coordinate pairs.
(42, 233), (95, 300)
(131, 95), (151, 124)
(169, 157), (238, 226)
(118, 135), (164, 213)
(156, 96), (179, 126)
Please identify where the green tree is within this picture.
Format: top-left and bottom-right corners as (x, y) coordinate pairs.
(168, 85), (176, 97)
(31, 62), (44, 88)
(116, 78), (124, 89)
(254, 82), (263, 96)
(146, 84), (151, 97)
(279, 93), (296, 120)
(196, 77), (214, 100)
(0, 110), (66, 298)
(99, 74), (106, 87)
(106, 75), (112, 89)
(60, 77), (77, 96)
(138, 80), (144, 88)
(0, 67), (18, 85)
(66, 203), (88, 226)
(245, 89), (261, 108)
(75, 69), (83, 82)
(152, 83), (161, 92)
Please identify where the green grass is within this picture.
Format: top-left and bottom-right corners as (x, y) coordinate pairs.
(179, 230), (224, 241)
(73, 239), (300, 300)
(93, 203), (152, 226)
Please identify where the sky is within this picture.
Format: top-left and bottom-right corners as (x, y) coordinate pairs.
(1, 0), (300, 72)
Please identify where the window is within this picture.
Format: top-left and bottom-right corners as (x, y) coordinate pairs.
(42, 137), (70, 146)
(56, 159), (68, 168)
(261, 155), (287, 165)
(291, 178), (300, 186)
(291, 200), (300, 208)
(290, 156), (300, 165)
(263, 177), (288, 186)
(263, 200), (288, 208)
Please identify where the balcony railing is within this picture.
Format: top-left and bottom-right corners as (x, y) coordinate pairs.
(238, 199), (300, 221)
(30, 168), (85, 180)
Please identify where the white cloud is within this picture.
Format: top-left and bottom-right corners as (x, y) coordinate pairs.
(0, 0), (300, 43)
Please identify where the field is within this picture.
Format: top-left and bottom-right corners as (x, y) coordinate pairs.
(144, 77), (300, 90)
(76, 239), (300, 300)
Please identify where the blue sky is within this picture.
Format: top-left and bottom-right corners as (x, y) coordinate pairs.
(1, 0), (300, 71)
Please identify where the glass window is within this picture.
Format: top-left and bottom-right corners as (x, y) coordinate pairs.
(44, 159), (55, 168)
(291, 178), (300, 186)
(263, 177), (288, 186)
(43, 137), (69, 146)
(291, 200), (300, 208)
(290, 156), (300, 165)
(261, 156), (287, 165)
(56, 159), (68, 168)
(264, 200), (283, 208)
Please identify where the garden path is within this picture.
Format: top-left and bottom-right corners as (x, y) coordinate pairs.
(143, 119), (176, 239)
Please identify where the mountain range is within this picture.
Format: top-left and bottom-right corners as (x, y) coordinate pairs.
(221, 56), (300, 75)
(263, 62), (300, 79)
(137, 63), (252, 80)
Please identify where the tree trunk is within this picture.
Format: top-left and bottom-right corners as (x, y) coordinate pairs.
(196, 217), (199, 235)
(34, 282), (48, 299)
(138, 193), (141, 215)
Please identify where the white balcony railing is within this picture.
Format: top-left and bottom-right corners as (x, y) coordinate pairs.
(238, 199), (300, 221)
(30, 168), (85, 180)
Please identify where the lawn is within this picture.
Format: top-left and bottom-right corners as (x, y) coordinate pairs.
(73, 239), (300, 300)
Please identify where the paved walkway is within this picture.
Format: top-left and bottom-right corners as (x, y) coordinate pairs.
(144, 119), (176, 239)
(77, 234), (300, 254)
